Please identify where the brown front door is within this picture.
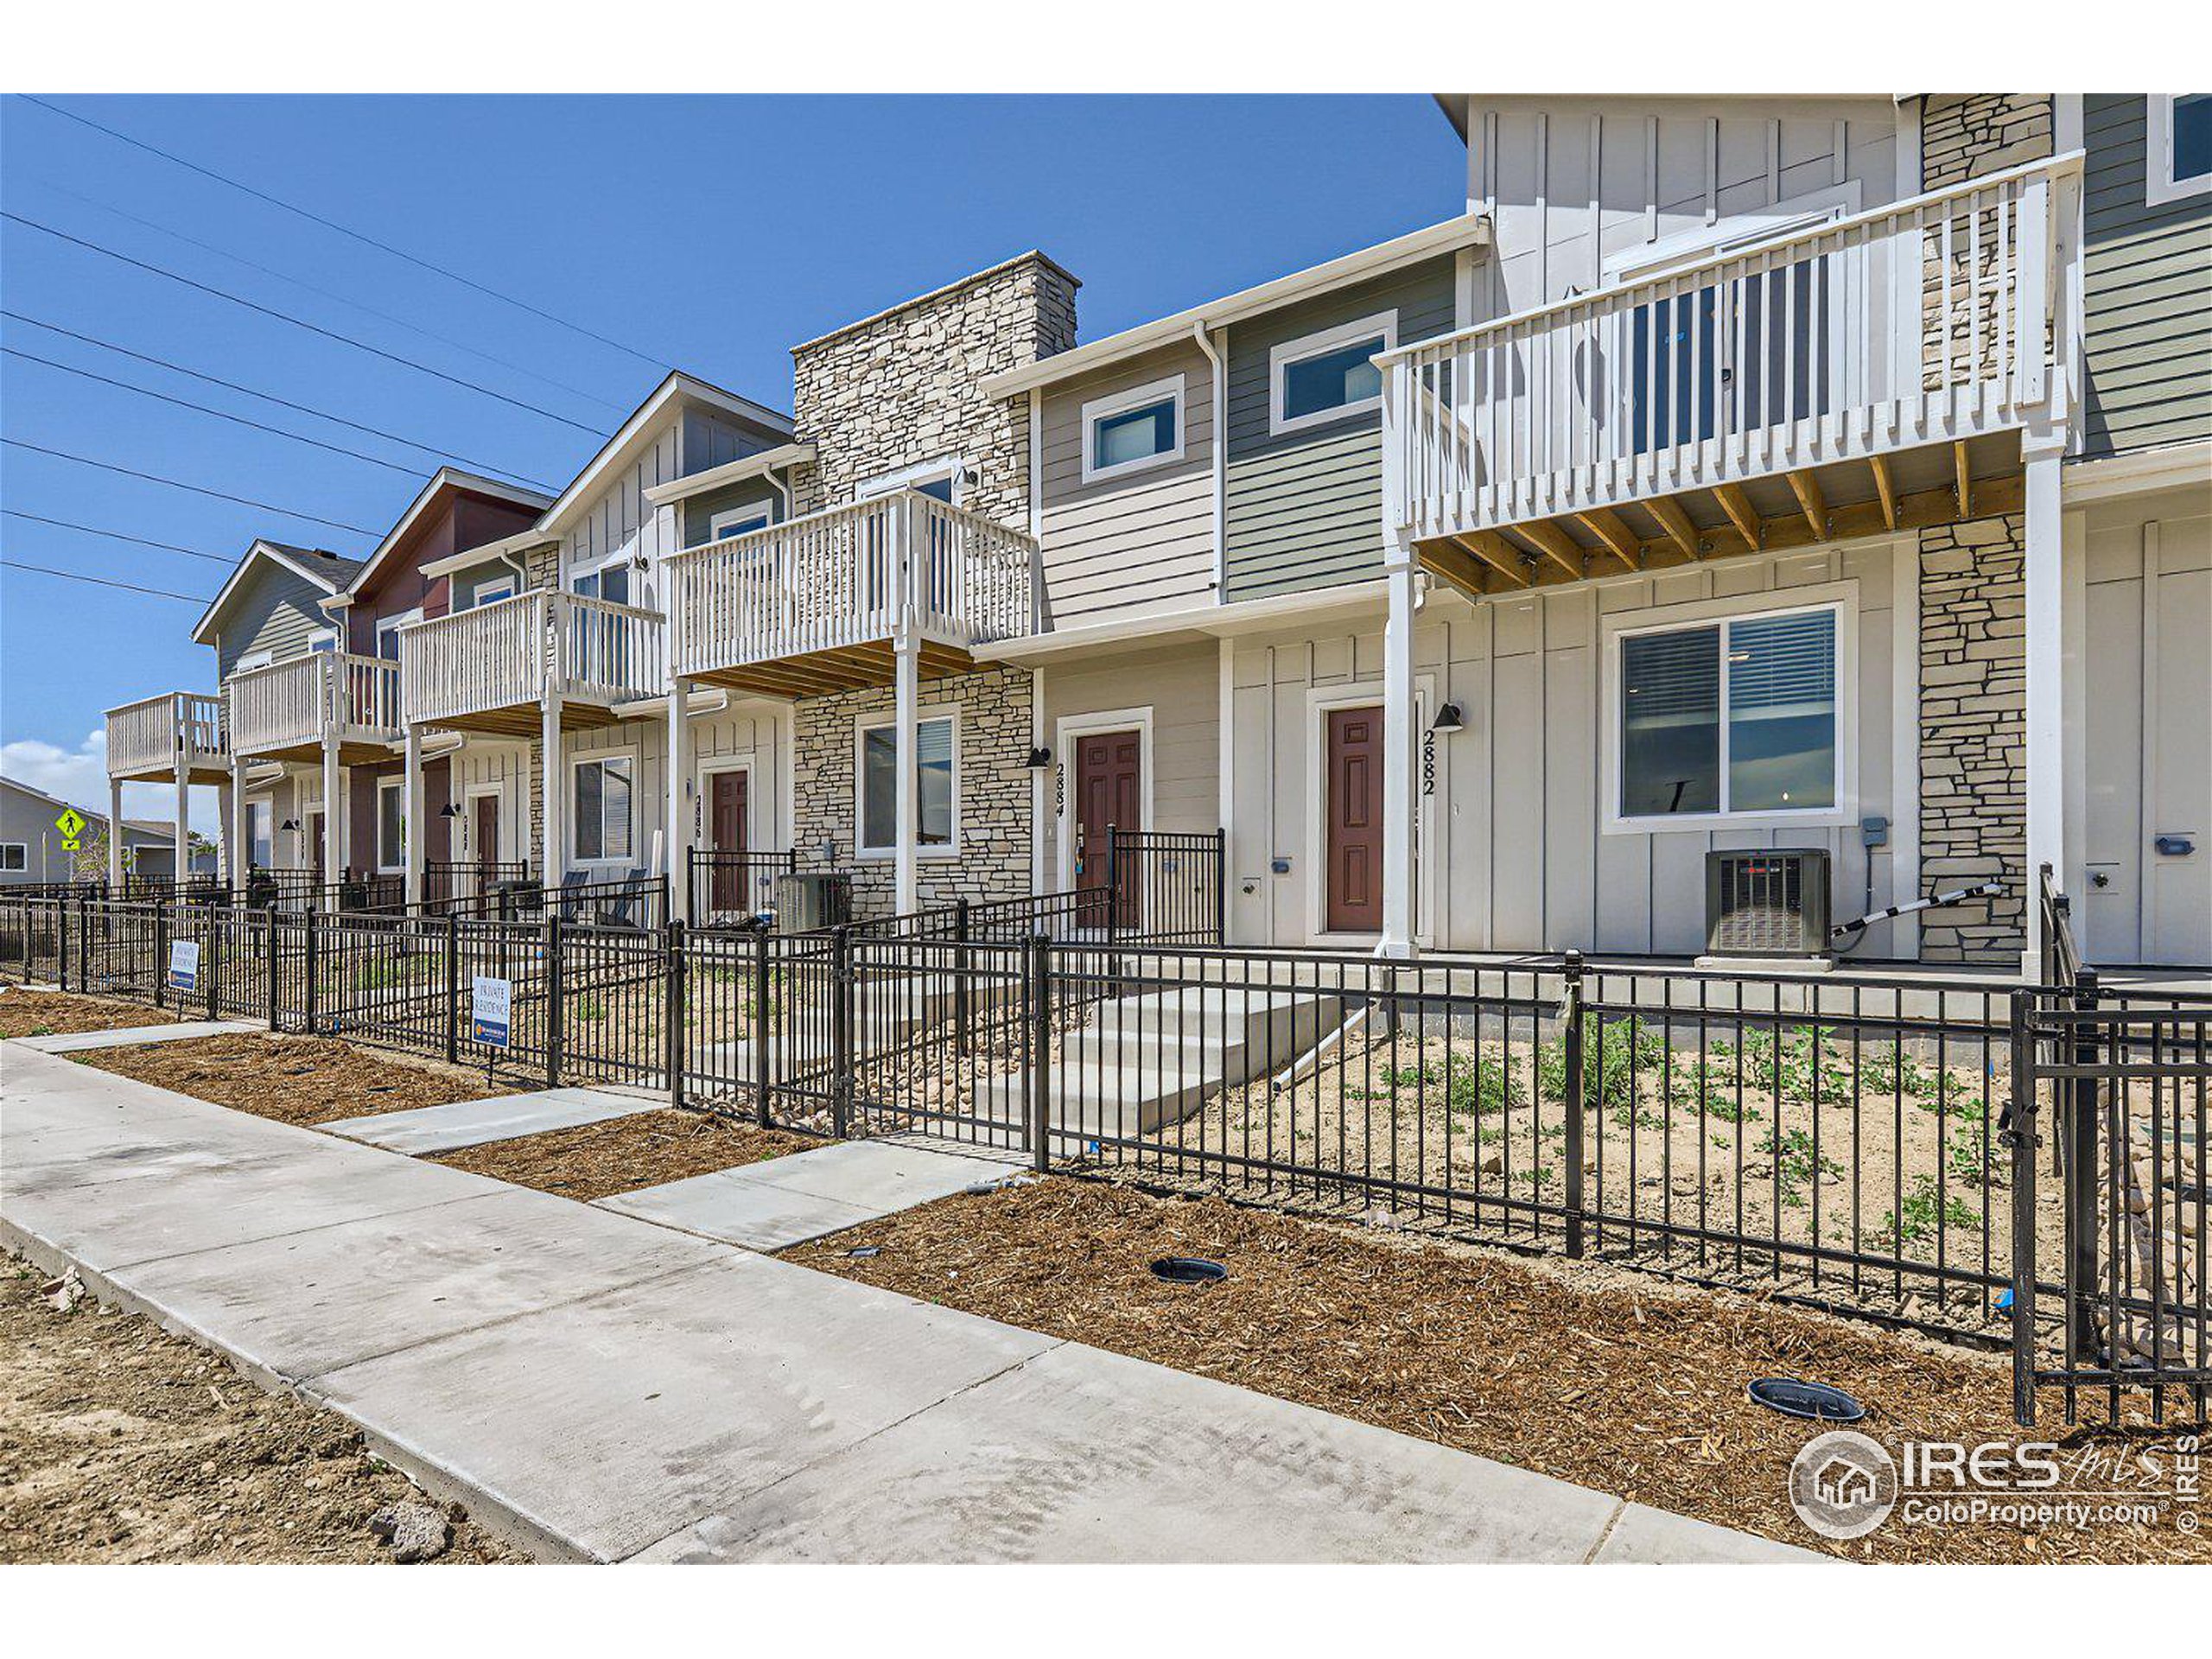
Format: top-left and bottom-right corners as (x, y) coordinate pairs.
(1074, 730), (1142, 927)
(473, 796), (500, 887)
(709, 770), (748, 912)
(1325, 705), (1385, 934)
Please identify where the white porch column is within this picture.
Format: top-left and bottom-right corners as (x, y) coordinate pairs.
(321, 735), (343, 890)
(1378, 537), (1420, 958)
(2022, 430), (2066, 977)
(541, 694), (565, 894)
(667, 677), (695, 923)
(893, 631), (919, 916)
(403, 724), (425, 906)
(106, 778), (124, 887)
(172, 753), (189, 885)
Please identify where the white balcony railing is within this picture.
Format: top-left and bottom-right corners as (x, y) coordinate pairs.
(227, 652), (402, 757)
(105, 691), (228, 779)
(399, 589), (667, 727)
(668, 487), (1039, 679)
(1380, 153), (2082, 543)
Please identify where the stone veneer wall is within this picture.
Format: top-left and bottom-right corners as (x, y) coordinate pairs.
(1919, 95), (2053, 189)
(1918, 515), (2027, 963)
(791, 667), (1033, 918)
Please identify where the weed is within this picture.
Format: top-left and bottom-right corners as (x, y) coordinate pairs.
(1878, 1174), (1981, 1248)
(1754, 1127), (1843, 1209)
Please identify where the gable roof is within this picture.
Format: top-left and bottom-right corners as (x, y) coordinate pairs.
(537, 371), (794, 540)
(334, 467), (558, 607)
(190, 540), (365, 645)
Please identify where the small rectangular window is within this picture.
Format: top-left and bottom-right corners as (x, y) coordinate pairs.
(1616, 607), (1839, 823)
(1080, 376), (1185, 483)
(2150, 93), (2212, 205)
(858, 715), (955, 853)
(467, 575), (516, 609)
(573, 757), (633, 863)
(0, 843), (27, 872)
(1271, 311), (1396, 436)
(707, 506), (773, 544)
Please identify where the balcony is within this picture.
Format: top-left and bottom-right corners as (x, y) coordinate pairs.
(1379, 155), (2081, 595)
(227, 652), (402, 765)
(105, 691), (229, 784)
(667, 487), (1039, 697)
(400, 588), (668, 736)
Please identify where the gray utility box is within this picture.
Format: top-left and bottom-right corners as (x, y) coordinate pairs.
(775, 870), (853, 934)
(1704, 849), (1832, 957)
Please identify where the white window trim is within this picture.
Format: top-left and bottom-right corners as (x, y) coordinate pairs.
(233, 647), (276, 674)
(308, 626), (338, 653)
(1051, 708), (1154, 893)
(467, 574), (516, 610)
(1606, 181), (1863, 283)
(245, 798), (273, 870)
(857, 457), (968, 505)
(707, 504), (776, 543)
(853, 705), (961, 861)
(0, 842), (28, 872)
(568, 751), (639, 869)
(1079, 374), (1186, 486)
(375, 607), (423, 661)
(1269, 310), (1398, 438)
(374, 777), (406, 873)
(2146, 94), (2212, 207)
(1599, 586), (1858, 837)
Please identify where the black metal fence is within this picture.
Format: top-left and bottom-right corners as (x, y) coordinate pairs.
(688, 849), (799, 924)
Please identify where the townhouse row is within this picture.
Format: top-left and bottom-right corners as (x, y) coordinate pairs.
(104, 93), (2212, 971)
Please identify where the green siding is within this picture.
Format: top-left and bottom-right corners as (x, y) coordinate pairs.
(216, 567), (331, 680)
(2081, 95), (2212, 459)
(1223, 256), (1457, 602)
(682, 481), (784, 548)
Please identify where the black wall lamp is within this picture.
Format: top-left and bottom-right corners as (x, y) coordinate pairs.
(438, 802), (463, 818)
(1429, 702), (1465, 735)
(1026, 745), (1053, 769)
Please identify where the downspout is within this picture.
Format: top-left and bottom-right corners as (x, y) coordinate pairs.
(1192, 321), (1226, 597)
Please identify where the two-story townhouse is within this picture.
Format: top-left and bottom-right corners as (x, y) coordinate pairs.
(394, 375), (794, 906)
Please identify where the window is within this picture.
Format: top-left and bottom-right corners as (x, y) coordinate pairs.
(374, 608), (420, 662)
(1270, 312), (1396, 435)
(858, 459), (963, 504)
(247, 801), (272, 870)
(376, 779), (404, 871)
(466, 574), (515, 609)
(707, 505), (773, 544)
(857, 713), (956, 854)
(1616, 606), (1839, 823)
(234, 648), (275, 674)
(1081, 376), (1185, 483)
(0, 843), (25, 872)
(308, 629), (338, 653)
(2149, 94), (2212, 206)
(572, 757), (634, 863)
(571, 563), (631, 605)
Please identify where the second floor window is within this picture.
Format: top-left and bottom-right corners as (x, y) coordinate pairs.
(1081, 376), (1185, 483)
(2150, 94), (2212, 206)
(1271, 312), (1396, 436)
(572, 563), (631, 605)
(707, 506), (772, 544)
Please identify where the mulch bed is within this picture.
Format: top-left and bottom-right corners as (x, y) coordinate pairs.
(791, 1178), (2211, 1565)
(434, 1109), (815, 1202)
(0, 1259), (519, 1563)
(71, 1033), (517, 1127)
(0, 988), (176, 1039)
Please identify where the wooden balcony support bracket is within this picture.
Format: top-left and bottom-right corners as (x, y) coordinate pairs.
(1785, 469), (1827, 541)
(1430, 531), (1529, 596)
(1712, 483), (1762, 551)
(1573, 508), (1643, 573)
(1644, 495), (1705, 562)
(1510, 520), (1588, 582)
(1954, 440), (1974, 518)
(1869, 453), (1900, 531)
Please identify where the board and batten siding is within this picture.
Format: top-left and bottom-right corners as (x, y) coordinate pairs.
(1036, 340), (1216, 626)
(1038, 641), (1220, 882)
(550, 704), (792, 878)
(216, 569), (332, 680)
(1460, 97), (1899, 316)
(563, 405), (779, 602)
(1222, 257), (1456, 603)
(2080, 95), (2212, 459)
(1227, 544), (1909, 956)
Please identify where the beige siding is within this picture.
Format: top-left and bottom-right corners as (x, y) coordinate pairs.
(1036, 340), (1217, 626)
(1039, 641), (1220, 885)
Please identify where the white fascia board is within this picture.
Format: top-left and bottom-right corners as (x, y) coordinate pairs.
(190, 540), (350, 645)
(980, 214), (1492, 401)
(640, 443), (817, 507)
(419, 527), (559, 580)
(537, 372), (795, 540)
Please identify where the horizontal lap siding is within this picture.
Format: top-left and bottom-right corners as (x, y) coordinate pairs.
(2081, 95), (2212, 458)
(1037, 342), (1217, 626)
(217, 570), (331, 679)
(1223, 257), (1456, 602)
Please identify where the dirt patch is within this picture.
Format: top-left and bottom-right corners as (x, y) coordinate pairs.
(791, 1177), (2210, 1565)
(73, 1033), (516, 1127)
(434, 1109), (814, 1202)
(0, 1259), (520, 1563)
(0, 988), (176, 1039)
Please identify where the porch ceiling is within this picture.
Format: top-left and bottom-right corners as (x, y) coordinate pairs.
(1414, 431), (2024, 601)
(106, 761), (234, 786)
(234, 739), (394, 768)
(416, 701), (624, 740)
(694, 638), (983, 701)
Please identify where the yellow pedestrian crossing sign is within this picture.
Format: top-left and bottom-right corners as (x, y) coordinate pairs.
(55, 808), (86, 850)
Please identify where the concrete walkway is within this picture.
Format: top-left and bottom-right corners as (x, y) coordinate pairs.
(0, 1039), (1817, 1564)
(16, 1020), (261, 1053)
(596, 1137), (1027, 1251)
(325, 1085), (662, 1155)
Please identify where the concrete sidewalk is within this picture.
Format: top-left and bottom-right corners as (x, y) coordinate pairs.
(1, 1039), (1817, 1564)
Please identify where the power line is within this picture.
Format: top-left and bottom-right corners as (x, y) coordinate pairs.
(5, 345), (429, 478)
(1, 439), (378, 537)
(5, 309), (561, 492)
(3, 211), (605, 437)
(22, 96), (674, 375)
(0, 509), (234, 566)
(1, 558), (211, 604)
(25, 176), (629, 418)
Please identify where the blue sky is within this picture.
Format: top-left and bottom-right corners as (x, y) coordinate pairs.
(0, 93), (1463, 825)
